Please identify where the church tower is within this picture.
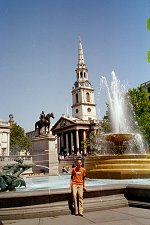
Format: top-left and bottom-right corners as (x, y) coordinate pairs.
(72, 40), (97, 120)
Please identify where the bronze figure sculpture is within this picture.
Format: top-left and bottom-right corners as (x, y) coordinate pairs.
(0, 158), (34, 191)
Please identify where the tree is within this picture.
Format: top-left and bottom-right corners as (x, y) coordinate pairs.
(10, 123), (32, 155)
(127, 87), (150, 148)
(81, 120), (111, 154)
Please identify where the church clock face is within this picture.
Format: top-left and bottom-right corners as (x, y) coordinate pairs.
(85, 81), (90, 87)
(87, 107), (91, 112)
(85, 81), (91, 87)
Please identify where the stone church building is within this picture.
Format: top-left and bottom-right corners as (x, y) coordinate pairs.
(51, 41), (99, 156)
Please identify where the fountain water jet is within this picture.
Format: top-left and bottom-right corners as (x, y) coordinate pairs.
(85, 71), (150, 179)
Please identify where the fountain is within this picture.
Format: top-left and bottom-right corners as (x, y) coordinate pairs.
(85, 71), (150, 179)
(1, 72), (150, 221)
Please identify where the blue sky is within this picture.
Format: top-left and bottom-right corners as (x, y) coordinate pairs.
(0, 0), (150, 132)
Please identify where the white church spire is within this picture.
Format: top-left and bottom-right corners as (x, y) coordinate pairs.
(76, 39), (88, 81)
(78, 39), (85, 66)
(72, 40), (97, 120)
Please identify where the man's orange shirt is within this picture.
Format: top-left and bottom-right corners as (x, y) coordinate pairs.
(72, 167), (86, 185)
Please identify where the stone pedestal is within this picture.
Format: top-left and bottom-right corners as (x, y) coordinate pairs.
(32, 134), (58, 175)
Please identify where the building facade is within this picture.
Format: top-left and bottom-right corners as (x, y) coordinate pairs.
(140, 80), (150, 101)
(51, 41), (99, 156)
(0, 119), (10, 156)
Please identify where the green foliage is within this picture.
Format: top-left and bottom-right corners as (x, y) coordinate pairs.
(148, 51), (150, 63)
(81, 120), (111, 152)
(81, 136), (91, 150)
(147, 18), (150, 31)
(127, 87), (150, 147)
(10, 123), (32, 155)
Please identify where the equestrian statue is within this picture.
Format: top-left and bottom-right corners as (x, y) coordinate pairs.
(35, 111), (55, 136)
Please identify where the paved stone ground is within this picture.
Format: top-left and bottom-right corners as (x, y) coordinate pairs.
(2, 207), (150, 225)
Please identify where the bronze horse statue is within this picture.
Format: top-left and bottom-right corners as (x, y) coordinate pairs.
(35, 112), (55, 136)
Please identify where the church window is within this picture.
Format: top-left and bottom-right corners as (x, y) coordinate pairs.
(84, 72), (86, 78)
(80, 71), (83, 78)
(76, 93), (78, 103)
(86, 92), (90, 102)
(76, 108), (78, 113)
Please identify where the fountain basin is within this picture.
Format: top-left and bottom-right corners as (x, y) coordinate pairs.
(104, 133), (134, 144)
(85, 155), (150, 179)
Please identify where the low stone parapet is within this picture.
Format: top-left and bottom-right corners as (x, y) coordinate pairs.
(0, 184), (127, 220)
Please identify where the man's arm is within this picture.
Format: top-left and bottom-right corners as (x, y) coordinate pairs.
(70, 173), (73, 190)
(83, 169), (86, 191)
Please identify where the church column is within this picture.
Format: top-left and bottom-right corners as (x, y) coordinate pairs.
(66, 133), (69, 156)
(60, 133), (64, 156)
(7, 131), (10, 155)
(76, 129), (79, 154)
(83, 129), (87, 155)
(71, 132), (74, 155)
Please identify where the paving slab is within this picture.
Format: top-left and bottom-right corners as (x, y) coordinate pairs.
(2, 207), (150, 225)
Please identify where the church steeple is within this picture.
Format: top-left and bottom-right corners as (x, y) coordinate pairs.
(76, 40), (88, 82)
(78, 40), (85, 66)
(72, 40), (97, 121)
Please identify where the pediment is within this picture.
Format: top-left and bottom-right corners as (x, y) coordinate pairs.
(51, 116), (76, 131)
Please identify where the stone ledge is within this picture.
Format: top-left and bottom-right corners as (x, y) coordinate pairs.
(0, 194), (128, 220)
(1, 184), (150, 220)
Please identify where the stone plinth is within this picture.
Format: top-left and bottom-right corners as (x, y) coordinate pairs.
(32, 134), (58, 175)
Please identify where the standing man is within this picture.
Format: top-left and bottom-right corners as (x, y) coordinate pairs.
(70, 159), (86, 216)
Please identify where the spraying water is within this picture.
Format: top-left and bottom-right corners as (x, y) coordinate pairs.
(99, 71), (145, 154)
(100, 71), (131, 133)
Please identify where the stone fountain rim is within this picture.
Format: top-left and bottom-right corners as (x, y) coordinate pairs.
(103, 133), (135, 143)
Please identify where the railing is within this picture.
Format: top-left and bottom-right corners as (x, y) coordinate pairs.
(0, 155), (32, 161)
(0, 121), (10, 127)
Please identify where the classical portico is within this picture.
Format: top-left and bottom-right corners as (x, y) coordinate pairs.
(51, 115), (98, 156)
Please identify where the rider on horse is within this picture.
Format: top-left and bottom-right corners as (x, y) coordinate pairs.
(35, 111), (55, 136)
(39, 111), (45, 127)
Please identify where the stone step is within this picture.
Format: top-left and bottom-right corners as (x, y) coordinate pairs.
(99, 158), (150, 164)
(91, 168), (150, 172)
(96, 164), (150, 169)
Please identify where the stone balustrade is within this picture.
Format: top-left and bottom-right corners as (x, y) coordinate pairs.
(0, 155), (33, 168)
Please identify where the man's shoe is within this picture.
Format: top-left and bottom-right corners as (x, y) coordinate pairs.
(79, 214), (83, 217)
(75, 214), (78, 216)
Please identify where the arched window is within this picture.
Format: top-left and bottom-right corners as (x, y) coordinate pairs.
(76, 108), (78, 113)
(80, 71), (83, 78)
(86, 92), (90, 102)
(76, 93), (78, 103)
